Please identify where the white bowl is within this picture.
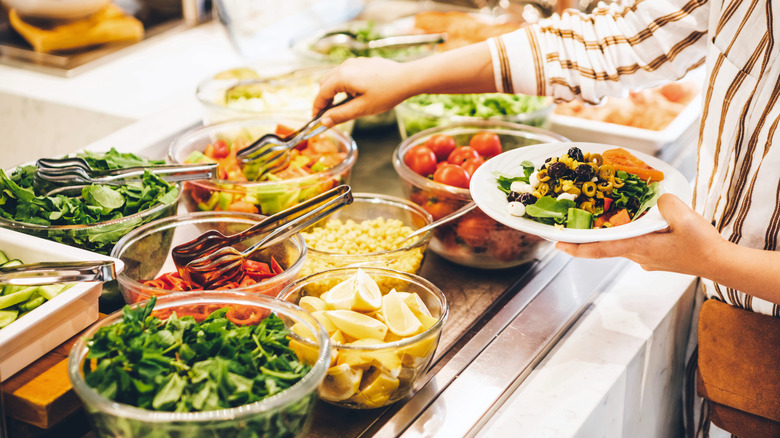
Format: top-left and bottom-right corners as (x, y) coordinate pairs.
(0, 228), (123, 380)
(3, 0), (109, 20)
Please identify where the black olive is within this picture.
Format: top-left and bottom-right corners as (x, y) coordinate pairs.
(518, 193), (537, 205)
(507, 191), (521, 202)
(574, 163), (594, 182)
(567, 147), (584, 162)
(546, 161), (570, 179)
(627, 197), (641, 211)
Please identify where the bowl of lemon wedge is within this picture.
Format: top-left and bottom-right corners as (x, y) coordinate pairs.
(278, 267), (448, 409)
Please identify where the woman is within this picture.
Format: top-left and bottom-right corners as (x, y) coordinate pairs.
(312, 0), (780, 436)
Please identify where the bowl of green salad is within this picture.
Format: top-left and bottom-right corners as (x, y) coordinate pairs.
(68, 291), (330, 438)
(395, 93), (555, 140)
(0, 149), (181, 256)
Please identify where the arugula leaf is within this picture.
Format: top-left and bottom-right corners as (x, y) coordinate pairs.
(494, 161), (535, 194)
(632, 181), (661, 222)
(524, 196), (576, 224)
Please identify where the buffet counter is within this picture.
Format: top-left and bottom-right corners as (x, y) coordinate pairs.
(0, 14), (700, 438)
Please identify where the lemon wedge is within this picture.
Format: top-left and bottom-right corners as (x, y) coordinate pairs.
(310, 310), (338, 335)
(321, 363), (363, 402)
(352, 368), (400, 408)
(321, 276), (356, 310)
(326, 310), (388, 340)
(336, 339), (402, 377)
(351, 269), (382, 312)
(288, 338), (320, 365)
(330, 329), (346, 345)
(403, 293), (439, 331)
(290, 322), (316, 340)
(299, 295), (328, 313)
(382, 289), (423, 337)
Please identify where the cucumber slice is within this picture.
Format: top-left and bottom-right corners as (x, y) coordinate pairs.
(1, 259), (23, 268)
(0, 287), (36, 310)
(0, 250), (9, 265)
(0, 310), (18, 328)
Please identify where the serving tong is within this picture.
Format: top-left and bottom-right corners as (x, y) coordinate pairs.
(33, 158), (219, 196)
(236, 95), (355, 181)
(0, 260), (117, 286)
(176, 185), (353, 288)
(310, 31), (447, 54)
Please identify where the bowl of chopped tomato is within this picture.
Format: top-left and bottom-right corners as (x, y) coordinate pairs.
(68, 291), (329, 438)
(168, 118), (357, 216)
(393, 120), (569, 269)
(111, 211), (307, 303)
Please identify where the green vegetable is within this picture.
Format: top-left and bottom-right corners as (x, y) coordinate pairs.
(320, 21), (429, 62)
(400, 93), (551, 136)
(524, 196), (576, 225)
(495, 162), (535, 194)
(566, 208), (593, 229)
(0, 149), (179, 254)
(0, 251), (73, 330)
(83, 298), (314, 421)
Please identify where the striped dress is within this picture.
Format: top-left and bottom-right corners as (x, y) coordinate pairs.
(489, 0), (780, 317)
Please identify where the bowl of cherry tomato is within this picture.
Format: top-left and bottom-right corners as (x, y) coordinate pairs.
(393, 120), (569, 269)
(168, 118), (357, 216)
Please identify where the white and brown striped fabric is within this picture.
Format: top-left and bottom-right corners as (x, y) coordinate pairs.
(489, 0), (780, 317)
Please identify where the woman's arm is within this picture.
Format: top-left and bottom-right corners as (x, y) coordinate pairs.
(556, 194), (780, 306)
(315, 0), (710, 126)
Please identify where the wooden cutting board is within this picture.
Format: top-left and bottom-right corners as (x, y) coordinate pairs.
(2, 314), (105, 430)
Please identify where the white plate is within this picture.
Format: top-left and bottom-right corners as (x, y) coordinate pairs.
(0, 228), (123, 380)
(469, 142), (692, 243)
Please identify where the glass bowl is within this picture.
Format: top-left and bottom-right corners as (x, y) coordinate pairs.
(68, 291), (330, 438)
(298, 193), (433, 279)
(393, 120), (569, 269)
(394, 93), (556, 140)
(279, 267), (448, 409)
(0, 184), (180, 256)
(111, 211), (307, 303)
(168, 118), (357, 216)
(195, 66), (356, 132)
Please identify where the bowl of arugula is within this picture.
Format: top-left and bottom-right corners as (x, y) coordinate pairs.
(0, 149), (181, 256)
(68, 291), (330, 438)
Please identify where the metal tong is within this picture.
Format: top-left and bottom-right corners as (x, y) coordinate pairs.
(310, 31), (447, 54)
(179, 185), (353, 288)
(235, 95), (355, 181)
(33, 158), (219, 196)
(0, 260), (117, 286)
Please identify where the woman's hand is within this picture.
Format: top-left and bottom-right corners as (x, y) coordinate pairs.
(313, 57), (415, 127)
(555, 193), (727, 277)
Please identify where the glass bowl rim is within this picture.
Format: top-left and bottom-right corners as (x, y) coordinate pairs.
(0, 183), (182, 231)
(304, 192), (434, 258)
(278, 266), (449, 351)
(393, 120), (570, 199)
(111, 211), (308, 296)
(168, 118), (357, 187)
(67, 291), (330, 423)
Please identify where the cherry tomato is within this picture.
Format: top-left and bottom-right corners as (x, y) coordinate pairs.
(425, 134), (457, 162)
(433, 164), (470, 188)
(461, 156), (485, 178)
(447, 146), (480, 165)
(469, 132), (502, 158)
(404, 145), (438, 177)
(211, 140), (230, 159)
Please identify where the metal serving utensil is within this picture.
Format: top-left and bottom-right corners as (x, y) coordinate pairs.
(0, 260), (117, 286)
(33, 162), (218, 196)
(180, 185), (353, 288)
(310, 32), (447, 54)
(171, 185), (351, 273)
(235, 95), (354, 181)
(397, 201), (477, 245)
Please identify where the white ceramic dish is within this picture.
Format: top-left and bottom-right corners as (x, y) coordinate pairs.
(0, 228), (123, 381)
(469, 142), (692, 244)
(548, 70), (705, 155)
(2, 0), (108, 20)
